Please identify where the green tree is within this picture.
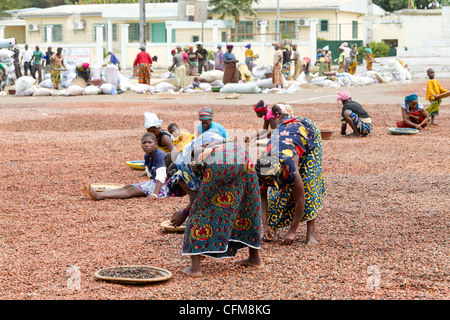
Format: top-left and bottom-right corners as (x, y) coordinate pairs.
(208, 0), (260, 41)
(0, 0), (30, 17)
(357, 41), (390, 58)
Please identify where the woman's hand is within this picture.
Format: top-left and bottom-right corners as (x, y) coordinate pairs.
(263, 225), (275, 241)
(170, 209), (187, 227)
(414, 124), (423, 130)
(280, 230), (296, 245)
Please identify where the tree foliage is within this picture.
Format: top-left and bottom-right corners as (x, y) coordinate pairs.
(374, 0), (441, 11)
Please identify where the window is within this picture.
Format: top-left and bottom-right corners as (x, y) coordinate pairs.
(192, 35), (199, 42)
(221, 31), (227, 42)
(279, 21), (296, 39)
(128, 23), (150, 42)
(44, 25), (63, 42)
(352, 21), (358, 39)
(237, 21), (254, 40)
(94, 24), (118, 42)
(320, 20), (328, 32)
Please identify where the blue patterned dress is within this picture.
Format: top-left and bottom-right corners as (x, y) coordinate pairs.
(264, 117), (326, 230)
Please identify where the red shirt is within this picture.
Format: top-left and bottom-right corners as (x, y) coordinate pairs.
(134, 51), (152, 66)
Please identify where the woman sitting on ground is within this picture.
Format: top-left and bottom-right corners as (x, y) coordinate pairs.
(337, 90), (373, 138)
(396, 94), (429, 130)
(144, 112), (175, 153)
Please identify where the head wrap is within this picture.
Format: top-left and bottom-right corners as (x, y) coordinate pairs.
(339, 46), (345, 50)
(255, 153), (283, 189)
(140, 46), (146, 51)
(171, 49), (176, 55)
(245, 44), (251, 48)
(82, 62), (89, 69)
(404, 94), (418, 105)
(217, 43), (222, 48)
(342, 42), (348, 47)
(323, 45), (329, 51)
(284, 45), (290, 50)
(336, 90), (351, 102)
(226, 44), (233, 50)
(144, 112), (163, 129)
(198, 107), (213, 121)
(253, 100), (267, 112)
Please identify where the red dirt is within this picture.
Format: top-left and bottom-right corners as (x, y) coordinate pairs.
(0, 99), (448, 300)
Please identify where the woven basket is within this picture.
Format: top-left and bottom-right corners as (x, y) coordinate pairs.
(94, 265), (172, 284)
(161, 220), (185, 233)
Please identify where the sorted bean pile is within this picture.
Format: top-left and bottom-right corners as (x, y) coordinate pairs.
(98, 266), (167, 280)
(0, 95), (448, 300)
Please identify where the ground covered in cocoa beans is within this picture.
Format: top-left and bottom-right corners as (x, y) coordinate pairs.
(1, 84), (448, 300)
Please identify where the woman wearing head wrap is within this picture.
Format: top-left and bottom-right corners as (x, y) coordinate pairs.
(337, 90), (373, 137)
(323, 46), (332, 72)
(396, 94), (429, 129)
(272, 43), (283, 88)
(349, 44), (359, 75)
(365, 42), (375, 71)
(76, 62), (91, 84)
(244, 44), (255, 74)
(144, 112), (175, 152)
(281, 45), (292, 80)
(291, 44), (302, 80)
(196, 107), (229, 139)
(133, 46), (153, 85)
(168, 132), (263, 277)
(222, 44), (239, 84)
(256, 117), (325, 245)
(249, 100), (278, 142)
(335, 46), (346, 73)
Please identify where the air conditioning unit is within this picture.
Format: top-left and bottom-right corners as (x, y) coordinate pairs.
(298, 18), (310, 27)
(73, 20), (85, 30)
(28, 24), (40, 32)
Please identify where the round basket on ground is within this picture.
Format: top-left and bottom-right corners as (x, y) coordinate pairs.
(94, 265), (172, 284)
(387, 127), (419, 135)
(161, 220), (185, 233)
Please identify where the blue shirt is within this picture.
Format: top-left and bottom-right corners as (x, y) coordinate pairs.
(144, 148), (166, 179)
(223, 51), (236, 61)
(197, 121), (229, 139)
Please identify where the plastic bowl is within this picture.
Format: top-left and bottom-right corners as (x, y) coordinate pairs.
(320, 129), (333, 140)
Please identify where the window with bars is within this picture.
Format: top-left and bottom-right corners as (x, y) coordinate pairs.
(352, 21), (358, 39)
(94, 24), (118, 42)
(128, 23), (150, 42)
(44, 25), (63, 42)
(320, 20), (329, 32)
(279, 21), (296, 39)
(237, 21), (254, 39)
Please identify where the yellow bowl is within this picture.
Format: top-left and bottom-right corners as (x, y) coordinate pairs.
(126, 160), (145, 170)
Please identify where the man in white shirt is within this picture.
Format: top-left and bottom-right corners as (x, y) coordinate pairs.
(20, 44), (33, 76)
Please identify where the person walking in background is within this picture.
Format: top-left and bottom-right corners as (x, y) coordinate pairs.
(169, 46), (186, 91)
(195, 42), (208, 75)
(349, 44), (359, 75)
(272, 43), (283, 88)
(133, 46), (152, 85)
(30, 45), (44, 83)
(323, 46), (332, 72)
(12, 45), (22, 79)
(187, 46), (198, 75)
(244, 44), (255, 74)
(214, 44), (224, 71)
(222, 45), (239, 84)
(365, 43), (375, 71)
(43, 46), (54, 74)
(335, 46), (346, 73)
(20, 44), (33, 76)
(425, 68), (448, 126)
(50, 47), (65, 90)
(291, 44), (302, 80)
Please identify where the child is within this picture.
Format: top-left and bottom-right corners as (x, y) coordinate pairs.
(83, 132), (169, 200)
(168, 122), (195, 152)
(271, 103), (294, 124)
(192, 77), (201, 90)
(426, 68), (448, 126)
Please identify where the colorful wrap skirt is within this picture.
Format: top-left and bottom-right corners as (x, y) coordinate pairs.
(266, 117), (326, 229)
(348, 111), (373, 136)
(349, 59), (358, 75)
(182, 142), (262, 257)
(426, 99), (440, 116)
(51, 64), (61, 88)
(397, 109), (428, 128)
(138, 63), (151, 85)
(282, 62), (291, 80)
(272, 62), (283, 86)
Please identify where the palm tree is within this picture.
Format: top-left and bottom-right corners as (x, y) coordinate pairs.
(208, 0), (260, 41)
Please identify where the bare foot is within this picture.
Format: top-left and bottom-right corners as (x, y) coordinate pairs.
(83, 183), (95, 200)
(235, 258), (264, 269)
(306, 234), (318, 245)
(182, 266), (203, 278)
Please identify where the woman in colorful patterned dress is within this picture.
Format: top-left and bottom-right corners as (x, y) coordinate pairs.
(337, 90), (373, 138)
(272, 43), (283, 88)
(256, 117), (325, 245)
(169, 132), (263, 277)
